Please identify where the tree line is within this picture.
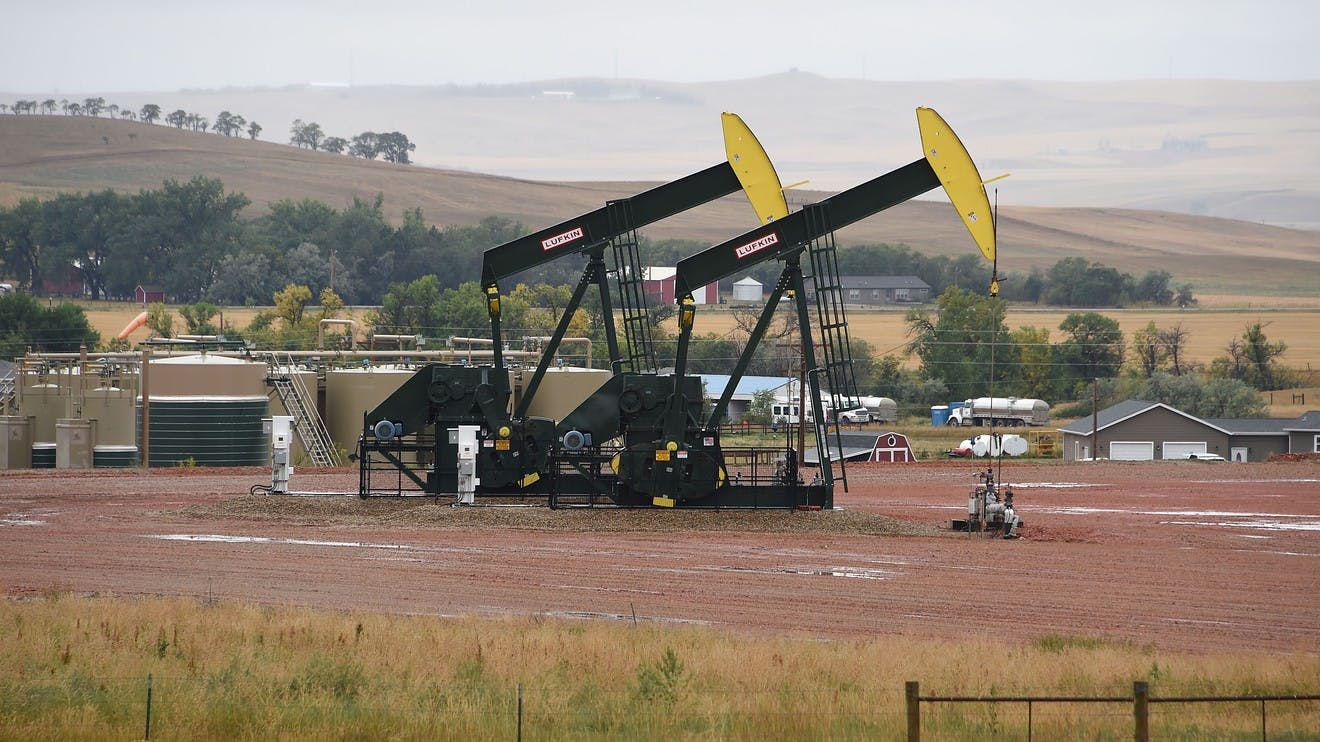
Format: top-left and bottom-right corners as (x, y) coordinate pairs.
(0, 179), (526, 305)
(0, 274), (1295, 420)
(0, 178), (1197, 313)
(3, 98), (414, 163)
(888, 286), (1295, 418)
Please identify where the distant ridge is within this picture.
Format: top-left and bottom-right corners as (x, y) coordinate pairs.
(0, 114), (1317, 298)
(6, 74), (1317, 227)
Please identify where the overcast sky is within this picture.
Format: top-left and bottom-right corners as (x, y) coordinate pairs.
(2, 0), (1315, 93)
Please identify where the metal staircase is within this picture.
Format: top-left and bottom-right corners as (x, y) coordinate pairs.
(607, 198), (658, 374)
(0, 367), (15, 414)
(803, 203), (862, 491)
(263, 352), (340, 467)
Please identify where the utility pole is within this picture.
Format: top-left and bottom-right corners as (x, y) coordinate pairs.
(1091, 378), (1099, 460)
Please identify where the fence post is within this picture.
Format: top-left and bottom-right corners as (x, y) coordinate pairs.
(517, 683), (523, 742)
(905, 681), (920, 742)
(144, 673), (153, 740)
(1133, 681), (1149, 742)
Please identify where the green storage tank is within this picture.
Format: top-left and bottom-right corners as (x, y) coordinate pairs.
(137, 396), (268, 466)
(139, 354), (270, 467)
(93, 444), (139, 468)
(31, 442), (56, 468)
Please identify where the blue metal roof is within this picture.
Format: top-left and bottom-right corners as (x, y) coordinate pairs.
(698, 374), (790, 398)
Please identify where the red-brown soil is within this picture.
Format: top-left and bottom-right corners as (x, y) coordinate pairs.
(2, 460), (1316, 654)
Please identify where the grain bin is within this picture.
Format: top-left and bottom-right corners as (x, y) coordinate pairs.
(139, 354), (269, 467)
(732, 276), (763, 302)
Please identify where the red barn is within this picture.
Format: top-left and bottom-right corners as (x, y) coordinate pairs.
(643, 267), (718, 305)
(135, 285), (165, 304)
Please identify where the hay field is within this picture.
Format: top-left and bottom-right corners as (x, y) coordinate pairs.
(73, 299), (1320, 380)
(690, 306), (1320, 373)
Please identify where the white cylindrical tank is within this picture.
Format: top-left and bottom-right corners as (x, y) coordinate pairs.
(732, 277), (763, 302)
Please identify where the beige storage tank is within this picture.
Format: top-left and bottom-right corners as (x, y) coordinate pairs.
(324, 365), (418, 455)
(84, 384), (139, 467)
(147, 353), (267, 396)
(84, 385), (136, 446)
(56, 417), (94, 469)
(0, 415), (33, 469)
(513, 367), (613, 422)
(21, 382), (68, 444)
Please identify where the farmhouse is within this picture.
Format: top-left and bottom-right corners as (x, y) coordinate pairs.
(1058, 400), (1320, 462)
(805, 276), (931, 305)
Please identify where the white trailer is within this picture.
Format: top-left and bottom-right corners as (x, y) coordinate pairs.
(947, 397), (1049, 427)
(855, 396), (898, 423)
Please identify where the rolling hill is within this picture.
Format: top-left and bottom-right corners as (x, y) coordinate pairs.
(1, 111), (1318, 302)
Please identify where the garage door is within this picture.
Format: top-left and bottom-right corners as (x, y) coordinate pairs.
(1110, 442), (1154, 461)
(1162, 442), (1207, 460)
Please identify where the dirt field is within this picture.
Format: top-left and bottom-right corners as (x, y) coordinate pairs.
(2, 460), (1316, 656)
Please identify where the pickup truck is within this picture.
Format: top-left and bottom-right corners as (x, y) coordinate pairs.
(837, 407), (871, 424)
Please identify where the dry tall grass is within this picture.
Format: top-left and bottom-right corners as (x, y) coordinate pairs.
(1, 595), (1314, 740)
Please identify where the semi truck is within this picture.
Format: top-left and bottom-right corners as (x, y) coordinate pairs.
(947, 397), (1049, 427)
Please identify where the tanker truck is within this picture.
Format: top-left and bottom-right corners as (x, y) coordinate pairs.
(946, 397), (1049, 427)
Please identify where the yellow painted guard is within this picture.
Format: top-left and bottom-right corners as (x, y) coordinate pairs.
(916, 107), (996, 262)
(722, 113), (789, 226)
(652, 496), (676, 508)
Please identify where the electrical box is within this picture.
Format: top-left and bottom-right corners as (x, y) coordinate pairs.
(452, 425), (480, 504)
(270, 415), (294, 494)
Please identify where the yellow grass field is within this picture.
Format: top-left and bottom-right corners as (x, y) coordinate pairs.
(75, 301), (1320, 379)
(689, 306), (1320, 374)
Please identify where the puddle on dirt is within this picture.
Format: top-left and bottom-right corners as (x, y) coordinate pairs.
(1159, 519), (1320, 532)
(542, 584), (664, 596)
(548, 611), (711, 626)
(1011, 482), (1101, 488)
(717, 565), (893, 580)
(148, 534), (415, 549)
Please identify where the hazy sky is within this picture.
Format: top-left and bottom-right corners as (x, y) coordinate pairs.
(3, 0), (1315, 93)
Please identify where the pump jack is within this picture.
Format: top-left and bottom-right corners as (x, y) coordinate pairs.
(551, 108), (998, 508)
(361, 108), (997, 508)
(360, 114), (787, 498)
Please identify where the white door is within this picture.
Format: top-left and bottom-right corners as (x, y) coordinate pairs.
(1110, 441), (1155, 461)
(1231, 447), (1248, 462)
(1163, 442), (1208, 460)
